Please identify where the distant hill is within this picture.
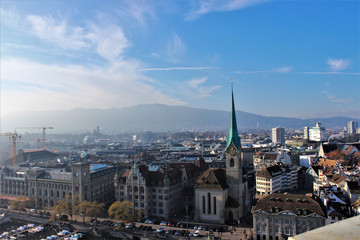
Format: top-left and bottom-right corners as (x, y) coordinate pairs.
(1, 104), (358, 133)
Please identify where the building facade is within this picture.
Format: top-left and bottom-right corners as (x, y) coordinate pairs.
(253, 151), (291, 172)
(0, 162), (116, 209)
(256, 165), (298, 197)
(272, 127), (285, 145)
(347, 121), (358, 135)
(309, 122), (327, 142)
(114, 159), (208, 219)
(252, 193), (327, 240)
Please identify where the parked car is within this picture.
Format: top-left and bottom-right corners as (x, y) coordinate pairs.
(156, 227), (164, 233)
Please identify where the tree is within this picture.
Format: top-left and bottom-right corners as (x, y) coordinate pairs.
(108, 201), (136, 222)
(9, 196), (28, 211)
(74, 201), (91, 222)
(50, 200), (67, 221)
(87, 201), (104, 220)
(73, 200), (104, 222)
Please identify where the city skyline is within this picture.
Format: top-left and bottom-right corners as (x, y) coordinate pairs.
(1, 0), (359, 120)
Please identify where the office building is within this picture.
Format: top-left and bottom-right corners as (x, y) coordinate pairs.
(272, 127), (285, 145)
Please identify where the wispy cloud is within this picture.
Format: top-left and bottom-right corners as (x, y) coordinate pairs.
(114, 0), (157, 26)
(186, 77), (221, 98)
(321, 90), (352, 104)
(237, 66), (293, 74)
(186, 0), (268, 21)
(1, 58), (186, 116)
(2, 8), (130, 63)
(301, 72), (360, 75)
(26, 15), (89, 50)
(143, 66), (215, 71)
(187, 77), (208, 88)
(326, 58), (350, 71)
(166, 32), (186, 63)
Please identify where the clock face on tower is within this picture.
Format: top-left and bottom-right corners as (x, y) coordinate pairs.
(229, 145), (236, 155)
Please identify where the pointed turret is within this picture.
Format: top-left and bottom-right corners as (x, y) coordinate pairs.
(225, 83), (241, 152)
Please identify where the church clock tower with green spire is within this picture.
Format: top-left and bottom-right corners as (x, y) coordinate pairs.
(225, 83), (245, 219)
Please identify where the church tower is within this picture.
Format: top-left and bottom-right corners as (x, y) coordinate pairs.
(225, 83), (243, 205)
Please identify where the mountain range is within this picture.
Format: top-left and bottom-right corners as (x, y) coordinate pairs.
(1, 104), (358, 133)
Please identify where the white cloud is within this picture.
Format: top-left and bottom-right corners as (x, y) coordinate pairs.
(326, 58), (350, 71)
(301, 71), (359, 75)
(186, 0), (268, 21)
(143, 66), (214, 71)
(321, 90), (352, 104)
(2, 8), (130, 62)
(86, 23), (130, 61)
(115, 0), (157, 26)
(273, 66), (292, 73)
(187, 77), (208, 88)
(237, 66), (292, 74)
(26, 15), (89, 50)
(186, 77), (221, 98)
(1, 58), (186, 117)
(166, 33), (186, 63)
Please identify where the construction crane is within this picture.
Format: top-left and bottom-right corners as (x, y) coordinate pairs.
(0, 132), (21, 166)
(15, 127), (53, 150)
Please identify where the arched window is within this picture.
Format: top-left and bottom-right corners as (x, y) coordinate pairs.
(202, 196), (205, 214)
(213, 196), (216, 215)
(230, 158), (235, 167)
(207, 193), (211, 214)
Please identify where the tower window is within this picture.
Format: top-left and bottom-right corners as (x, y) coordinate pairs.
(230, 158), (235, 167)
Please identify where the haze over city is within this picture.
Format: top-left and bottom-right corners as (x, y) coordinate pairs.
(1, 0), (359, 125)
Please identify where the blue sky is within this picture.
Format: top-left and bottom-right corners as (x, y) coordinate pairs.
(1, 0), (359, 119)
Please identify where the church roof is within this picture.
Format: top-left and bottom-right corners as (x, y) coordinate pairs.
(197, 168), (228, 190)
(225, 84), (241, 152)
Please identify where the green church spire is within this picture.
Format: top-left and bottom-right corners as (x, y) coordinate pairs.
(225, 82), (241, 152)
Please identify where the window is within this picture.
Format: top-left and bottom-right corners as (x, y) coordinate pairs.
(230, 158), (235, 167)
(213, 196), (216, 215)
(208, 192), (211, 214)
(202, 196), (205, 214)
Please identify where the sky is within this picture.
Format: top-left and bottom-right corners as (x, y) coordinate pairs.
(1, 0), (359, 120)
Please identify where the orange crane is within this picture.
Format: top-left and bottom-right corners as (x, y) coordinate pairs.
(15, 127), (54, 150)
(0, 132), (21, 165)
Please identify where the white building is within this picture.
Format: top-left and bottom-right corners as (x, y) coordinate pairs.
(309, 122), (327, 142)
(299, 154), (317, 168)
(256, 164), (298, 197)
(272, 127), (285, 145)
(347, 121), (358, 135)
(304, 126), (310, 140)
(253, 150), (291, 172)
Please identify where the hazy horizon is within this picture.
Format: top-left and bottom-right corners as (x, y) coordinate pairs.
(1, 0), (359, 120)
